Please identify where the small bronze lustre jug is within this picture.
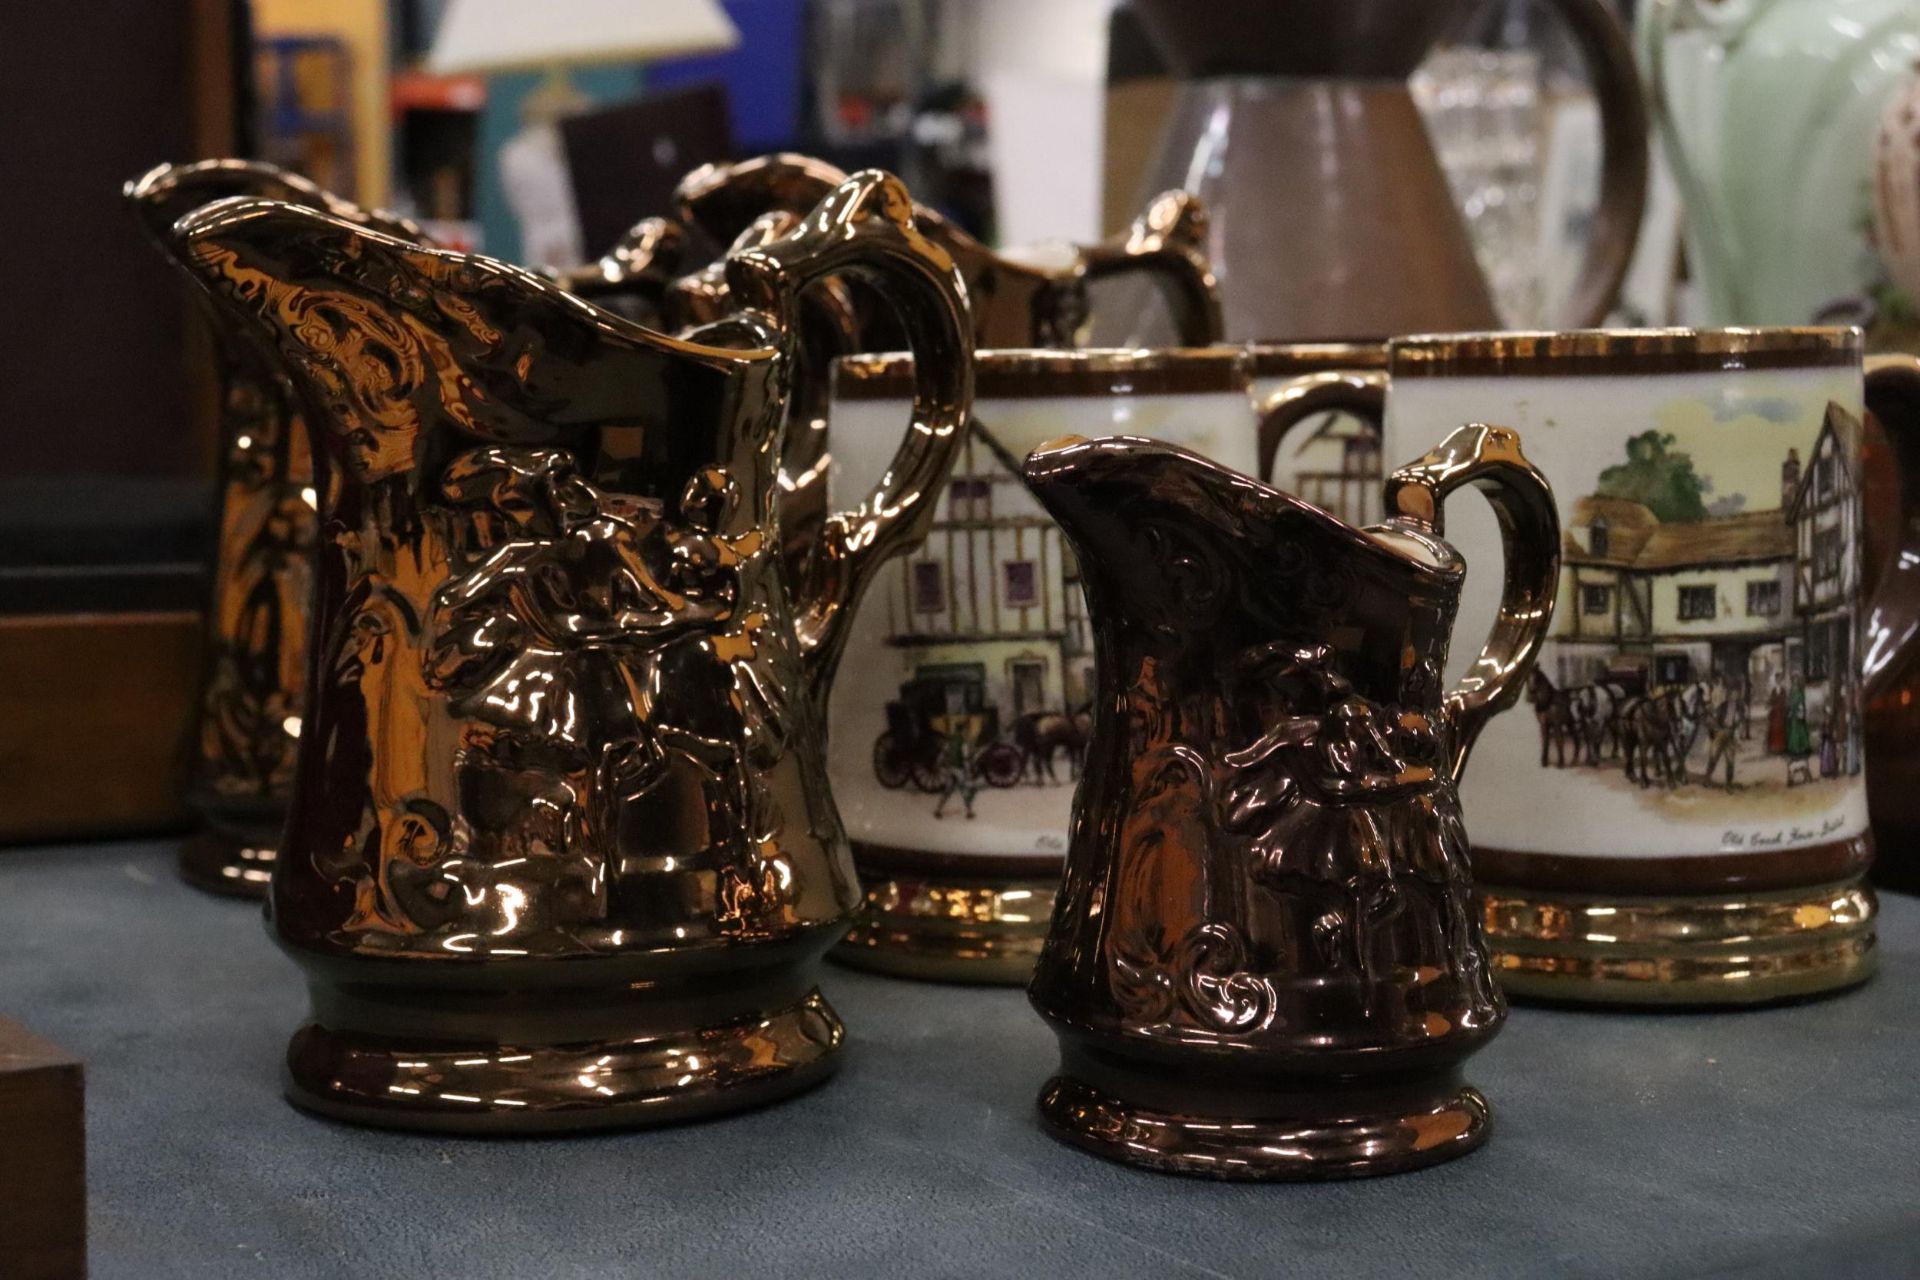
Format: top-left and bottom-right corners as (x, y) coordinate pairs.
(163, 171), (972, 1133)
(1021, 425), (1558, 1179)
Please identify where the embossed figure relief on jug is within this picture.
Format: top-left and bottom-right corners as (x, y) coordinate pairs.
(1640, 0), (1920, 327)
(1021, 424), (1559, 1180)
(125, 160), (428, 899)
(159, 170), (974, 1133)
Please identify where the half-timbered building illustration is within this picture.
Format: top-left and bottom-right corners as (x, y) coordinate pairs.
(1787, 402), (1863, 721)
(1552, 490), (1795, 698)
(880, 431), (1093, 729)
(1529, 400), (1862, 788)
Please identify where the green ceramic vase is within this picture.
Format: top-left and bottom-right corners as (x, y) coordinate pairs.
(1639, 0), (1920, 325)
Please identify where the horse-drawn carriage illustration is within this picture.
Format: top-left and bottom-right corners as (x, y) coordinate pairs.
(871, 669), (1091, 793)
(1528, 666), (1737, 787)
(872, 670), (1022, 792)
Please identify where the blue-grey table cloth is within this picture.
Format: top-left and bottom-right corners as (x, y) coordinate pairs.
(2, 840), (1915, 1279)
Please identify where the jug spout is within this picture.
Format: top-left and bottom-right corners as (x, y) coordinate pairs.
(1023, 434), (1463, 718)
(1026, 427), (1558, 781)
(126, 163), (431, 901)
(126, 158), (426, 244)
(165, 196), (761, 484)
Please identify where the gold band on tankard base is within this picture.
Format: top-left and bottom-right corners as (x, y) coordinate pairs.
(833, 867), (1056, 985)
(1480, 878), (1877, 1004)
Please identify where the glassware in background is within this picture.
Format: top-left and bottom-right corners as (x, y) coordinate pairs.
(1413, 0), (1635, 330)
(806, 0), (1004, 241)
(1413, 46), (1549, 327)
(808, 0), (929, 151)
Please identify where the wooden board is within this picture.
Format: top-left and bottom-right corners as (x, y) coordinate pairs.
(0, 612), (201, 844)
(0, 1017), (84, 1279)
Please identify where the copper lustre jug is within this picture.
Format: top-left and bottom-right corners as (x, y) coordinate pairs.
(671, 152), (1222, 574)
(164, 170), (973, 1133)
(673, 153), (1221, 350)
(1020, 423), (1558, 1179)
(125, 160), (427, 898)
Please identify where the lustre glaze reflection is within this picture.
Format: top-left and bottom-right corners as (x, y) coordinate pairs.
(165, 171), (973, 1132)
(1022, 425), (1557, 1180)
(673, 153), (1221, 349)
(125, 160), (428, 898)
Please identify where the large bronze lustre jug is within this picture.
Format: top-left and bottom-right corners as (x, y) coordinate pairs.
(163, 171), (973, 1133)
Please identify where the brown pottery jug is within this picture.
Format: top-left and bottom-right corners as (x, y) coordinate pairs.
(1118, 0), (1648, 341)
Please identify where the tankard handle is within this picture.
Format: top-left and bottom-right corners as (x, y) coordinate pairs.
(725, 170), (974, 703)
(1383, 424), (1561, 782)
(1080, 190), (1224, 347)
(1254, 371), (1388, 486)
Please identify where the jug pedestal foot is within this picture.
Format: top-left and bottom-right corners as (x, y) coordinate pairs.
(283, 980), (844, 1135)
(178, 820), (278, 899)
(832, 862), (1055, 984)
(1036, 1048), (1490, 1181)
(1482, 879), (1877, 1006)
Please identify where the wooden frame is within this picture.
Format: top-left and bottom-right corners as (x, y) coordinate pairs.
(0, 615), (202, 843)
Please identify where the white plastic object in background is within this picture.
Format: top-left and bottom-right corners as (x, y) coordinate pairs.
(971, 0), (1115, 247)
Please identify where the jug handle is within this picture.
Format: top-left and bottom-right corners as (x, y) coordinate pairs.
(1254, 370), (1388, 486)
(1080, 190), (1225, 347)
(1545, 0), (1651, 329)
(1862, 355), (1920, 700)
(725, 170), (974, 704)
(1382, 424), (1561, 782)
